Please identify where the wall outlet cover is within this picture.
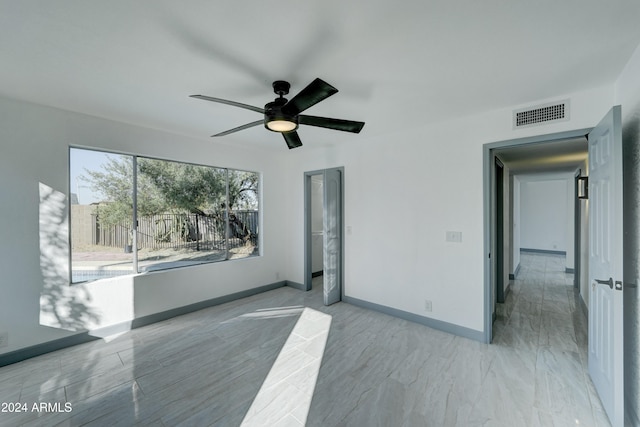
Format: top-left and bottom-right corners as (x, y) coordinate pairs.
(446, 231), (463, 243)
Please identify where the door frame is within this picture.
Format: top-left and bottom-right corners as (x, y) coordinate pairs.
(304, 167), (345, 300)
(495, 157), (505, 304)
(482, 128), (592, 343)
(574, 168), (583, 289)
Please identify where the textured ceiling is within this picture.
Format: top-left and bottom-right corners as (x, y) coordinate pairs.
(1, 1), (639, 151)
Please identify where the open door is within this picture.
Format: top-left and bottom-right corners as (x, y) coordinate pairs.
(588, 105), (624, 427)
(323, 168), (342, 305)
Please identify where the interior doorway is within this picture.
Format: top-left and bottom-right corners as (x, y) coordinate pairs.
(304, 167), (344, 305)
(484, 108), (627, 427)
(483, 129), (591, 343)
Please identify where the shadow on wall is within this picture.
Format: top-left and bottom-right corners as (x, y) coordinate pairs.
(622, 105), (640, 426)
(1, 184), (139, 425)
(39, 183), (100, 331)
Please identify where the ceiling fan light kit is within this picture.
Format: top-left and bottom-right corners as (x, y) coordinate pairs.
(265, 118), (298, 132)
(191, 78), (365, 149)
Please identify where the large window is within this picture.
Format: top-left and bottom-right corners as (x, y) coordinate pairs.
(69, 148), (259, 283)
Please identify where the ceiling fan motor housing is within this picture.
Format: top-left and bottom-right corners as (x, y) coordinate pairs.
(264, 97), (299, 132)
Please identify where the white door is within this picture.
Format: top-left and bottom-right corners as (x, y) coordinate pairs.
(588, 105), (624, 426)
(323, 168), (342, 305)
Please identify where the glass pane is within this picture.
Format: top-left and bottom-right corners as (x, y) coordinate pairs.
(70, 148), (134, 283)
(135, 157), (230, 272)
(227, 169), (259, 259)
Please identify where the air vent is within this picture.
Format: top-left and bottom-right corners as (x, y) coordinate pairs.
(513, 99), (569, 129)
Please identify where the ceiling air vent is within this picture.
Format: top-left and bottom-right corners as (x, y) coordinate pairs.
(513, 99), (569, 129)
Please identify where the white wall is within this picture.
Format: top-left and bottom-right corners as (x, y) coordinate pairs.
(283, 84), (614, 333)
(311, 175), (324, 273)
(310, 176), (324, 232)
(615, 43), (640, 118)
(519, 175), (572, 253)
(0, 82), (616, 355)
(0, 97), (290, 355)
(512, 176), (521, 274)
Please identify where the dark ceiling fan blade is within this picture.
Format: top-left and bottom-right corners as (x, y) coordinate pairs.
(283, 131), (303, 149)
(281, 78), (338, 116)
(299, 115), (365, 133)
(190, 95), (264, 114)
(212, 120), (264, 137)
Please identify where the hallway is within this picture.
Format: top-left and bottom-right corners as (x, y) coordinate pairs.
(494, 252), (610, 426)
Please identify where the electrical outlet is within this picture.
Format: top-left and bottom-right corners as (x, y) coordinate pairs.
(0, 332), (8, 348)
(446, 231), (463, 243)
(276, 272), (280, 281)
(424, 300), (432, 312)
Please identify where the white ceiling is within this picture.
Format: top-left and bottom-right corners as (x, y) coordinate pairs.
(1, 1), (639, 151)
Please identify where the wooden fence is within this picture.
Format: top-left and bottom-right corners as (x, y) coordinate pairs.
(91, 211), (258, 251)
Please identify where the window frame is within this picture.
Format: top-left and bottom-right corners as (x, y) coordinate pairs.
(68, 146), (261, 285)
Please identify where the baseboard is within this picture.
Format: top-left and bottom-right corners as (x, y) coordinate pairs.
(0, 332), (100, 368)
(509, 263), (521, 280)
(342, 296), (485, 343)
(520, 248), (566, 256)
(285, 280), (306, 291)
(0, 281), (287, 368)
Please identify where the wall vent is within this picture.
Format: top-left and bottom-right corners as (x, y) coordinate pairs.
(513, 99), (569, 129)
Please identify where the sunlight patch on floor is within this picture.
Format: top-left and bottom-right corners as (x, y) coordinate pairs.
(237, 306), (305, 320)
(241, 307), (332, 426)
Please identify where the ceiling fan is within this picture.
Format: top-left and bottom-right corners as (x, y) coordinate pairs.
(191, 78), (365, 149)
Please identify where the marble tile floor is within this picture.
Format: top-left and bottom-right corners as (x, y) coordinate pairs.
(0, 253), (610, 426)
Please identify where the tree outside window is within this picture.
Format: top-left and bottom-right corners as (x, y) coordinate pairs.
(69, 148), (259, 283)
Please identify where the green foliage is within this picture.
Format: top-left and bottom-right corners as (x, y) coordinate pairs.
(139, 158), (227, 214)
(229, 170), (259, 210)
(79, 155), (135, 227)
(79, 155), (259, 229)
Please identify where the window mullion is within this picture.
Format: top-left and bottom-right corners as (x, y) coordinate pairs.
(132, 155), (139, 273)
(225, 168), (230, 259)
